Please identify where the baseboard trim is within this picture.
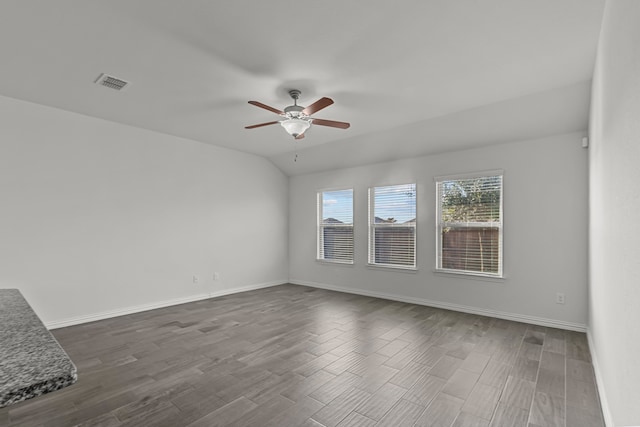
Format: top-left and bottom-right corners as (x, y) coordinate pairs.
(586, 329), (615, 427)
(290, 279), (587, 332)
(45, 280), (286, 330)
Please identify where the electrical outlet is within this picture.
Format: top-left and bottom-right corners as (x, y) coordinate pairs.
(193, 275), (199, 284)
(556, 293), (565, 304)
(214, 272), (220, 281)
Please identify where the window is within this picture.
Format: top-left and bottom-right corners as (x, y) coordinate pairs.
(436, 171), (503, 277)
(317, 189), (354, 263)
(368, 183), (417, 269)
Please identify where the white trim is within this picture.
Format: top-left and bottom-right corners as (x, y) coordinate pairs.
(434, 268), (504, 280)
(587, 328), (615, 427)
(366, 264), (418, 273)
(44, 280), (286, 330)
(290, 279), (587, 332)
(317, 259), (355, 266)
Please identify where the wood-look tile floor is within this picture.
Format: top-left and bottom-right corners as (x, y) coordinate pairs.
(0, 284), (605, 427)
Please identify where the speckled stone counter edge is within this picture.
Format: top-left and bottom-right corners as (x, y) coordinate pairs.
(0, 289), (78, 408)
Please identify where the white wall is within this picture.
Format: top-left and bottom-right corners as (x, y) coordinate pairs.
(589, 1), (640, 425)
(0, 95), (289, 326)
(290, 132), (588, 329)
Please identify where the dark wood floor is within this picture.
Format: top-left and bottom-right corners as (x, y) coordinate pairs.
(1, 284), (604, 427)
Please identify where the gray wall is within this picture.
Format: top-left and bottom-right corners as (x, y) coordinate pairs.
(0, 95), (289, 326)
(589, 1), (640, 424)
(289, 132), (588, 329)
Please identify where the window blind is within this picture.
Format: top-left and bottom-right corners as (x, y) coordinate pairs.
(436, 173), (503, 276)
(318, 189), (354, 263)
(368, 183), (416, 268)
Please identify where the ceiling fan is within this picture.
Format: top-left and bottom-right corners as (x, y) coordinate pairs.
(245, 90), (350, 139)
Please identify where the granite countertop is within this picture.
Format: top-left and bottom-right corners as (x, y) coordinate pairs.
(0, 289), (77, 408)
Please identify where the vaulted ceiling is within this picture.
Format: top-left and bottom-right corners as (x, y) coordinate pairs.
(0, 1), (604, 175)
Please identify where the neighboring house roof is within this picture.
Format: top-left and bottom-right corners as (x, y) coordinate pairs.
(323, 218), (345, 224)
(325, 217), (415, 224)
(374, 217), (396, 223)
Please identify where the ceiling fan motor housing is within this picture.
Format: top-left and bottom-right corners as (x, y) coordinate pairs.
(284, 104), (305, 117)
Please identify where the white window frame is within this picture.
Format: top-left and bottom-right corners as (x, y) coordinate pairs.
(368, 183), (417, 270)
(435, 170), (503, 278)
(317, 188), (354, 264)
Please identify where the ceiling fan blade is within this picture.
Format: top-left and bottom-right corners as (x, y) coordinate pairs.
(302, 97), (334, 116)
(245, 121), (279, 129)
(248, 101), (284, 115)
(312, 118), (351, 129)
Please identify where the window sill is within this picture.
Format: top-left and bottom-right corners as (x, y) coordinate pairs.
(367, 264), (418, 273)
(316, 259), (354, 267)
(433, 269), (505, 282)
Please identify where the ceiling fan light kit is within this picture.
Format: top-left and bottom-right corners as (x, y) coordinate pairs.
(280, 118), (311, 138)
(245, 89), (350, 140)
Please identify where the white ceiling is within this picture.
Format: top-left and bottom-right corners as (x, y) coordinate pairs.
(0, 0), (604, 175)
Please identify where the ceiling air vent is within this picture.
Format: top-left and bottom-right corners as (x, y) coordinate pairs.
(94, 73), (130, 91)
